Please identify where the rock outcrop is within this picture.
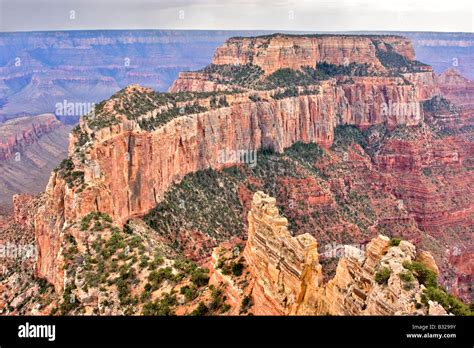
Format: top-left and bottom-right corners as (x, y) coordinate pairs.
(243, 191), (324, 315)
(243, 191), (444, 315)
(170, 34), (438, 96)
(438, 68), (474, 110)
(416, 250), (440, 276)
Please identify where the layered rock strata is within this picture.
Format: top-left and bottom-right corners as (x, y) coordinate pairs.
(243, 191), (445, 315)
(192, 34), (414, 76)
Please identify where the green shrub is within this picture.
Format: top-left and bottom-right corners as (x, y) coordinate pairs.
(148, 267), (175, 289)
(142, 293), (176, 316)
(402, 261), (437, 288)
(221, 303), (231, 313)
(423, 287), (471, 316)
(148, 254), (164, 269)
(389, 238), (401, 247)
(399, 270), (415, 283)
(55, 158), (84, 188)
(314, 62), (371, 77)
(231, 261), (244, 276)
(137, 255), (148, 268)
(374, 267), (391, 285)
(271, 86), (299, 99)
(80, 212), (113, 231)
(191, 302), (208, 316)
(209, 288), (225, 311)
(266, 68), (316, 88)
(190, 268), (209, 287)
(59, 284), (79, 315)
(104, 231), (126, 256)
(140, 290), (151, 302)
(180, 285), (198, 302)
(240, 295), (253, 314)
(200, 63), (264, 88)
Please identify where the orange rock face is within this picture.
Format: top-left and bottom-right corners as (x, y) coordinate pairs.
(243, 191), (323, 315)
(211, 34), (414, 75)
(243, 192), (443, 315)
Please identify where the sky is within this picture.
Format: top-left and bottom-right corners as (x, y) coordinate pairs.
(0, 0), (473, 33)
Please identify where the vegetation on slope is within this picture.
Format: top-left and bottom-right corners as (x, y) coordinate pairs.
(403, 261), (471, 316)
(422, 96), (459, 115)
(198, 61), (374, 91)
(143, 132), (382, 253)
(199, 63), (265, 88)
(54, 158), (84, 189)
(83, 88), (237, 131)
(53, 211), (212, 316)
(373, 41), (429, 71)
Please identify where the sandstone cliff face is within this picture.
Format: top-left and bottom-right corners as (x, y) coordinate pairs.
(242, 191), (323, 315)
(243, 192), (443, 315)
(170, 72), (227, 93)
(33, 174), (68, 291)
(211, 34), (414, 75)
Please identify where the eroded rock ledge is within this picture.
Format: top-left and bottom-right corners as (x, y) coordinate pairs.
(243, 191), (446, 315)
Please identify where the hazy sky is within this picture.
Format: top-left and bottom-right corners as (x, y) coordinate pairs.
(0, 0), (472, 33)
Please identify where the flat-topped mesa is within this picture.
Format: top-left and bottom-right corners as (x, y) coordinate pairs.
(212, 34), (417, 75)
(243, 191), (447, 315)
(170, 34), (435, 94)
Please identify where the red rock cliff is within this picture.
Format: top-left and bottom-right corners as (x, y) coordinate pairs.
(211, 34), (415, 75)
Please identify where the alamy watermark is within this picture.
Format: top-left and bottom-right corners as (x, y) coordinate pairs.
(381, 101), (421, 118)
(55, 99), (95, 118)
(357, 99), (422, 121)
(0, 242), (37, 260)
(320, 242), (366, 260)
(218, 149), (257, 168)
